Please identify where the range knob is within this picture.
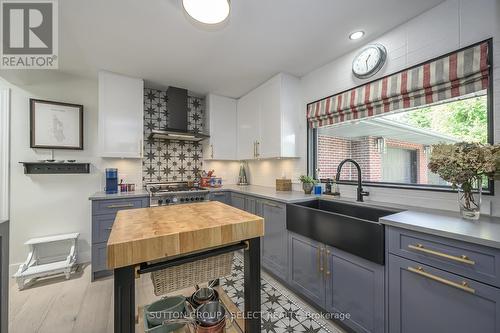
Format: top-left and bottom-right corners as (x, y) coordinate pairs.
(180, 198), (185, 203)
(165, 198), (171, 204)
(158, 199), (163, 206)
(195, 197), (200, 201)
(190, 197), (195, 201)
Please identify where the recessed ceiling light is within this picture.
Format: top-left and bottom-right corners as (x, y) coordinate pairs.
(182, 0), (230, 25)
(349, 31), (365, 40)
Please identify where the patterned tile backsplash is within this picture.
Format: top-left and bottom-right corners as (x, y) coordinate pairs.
(142, 88), (205, 183)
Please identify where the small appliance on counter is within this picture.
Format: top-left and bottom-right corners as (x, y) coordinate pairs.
(237, 162), (248, 185)
(105, 168), (118, 194)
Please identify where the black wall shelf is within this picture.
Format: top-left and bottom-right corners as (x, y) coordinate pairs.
(20, 162), (90, 174)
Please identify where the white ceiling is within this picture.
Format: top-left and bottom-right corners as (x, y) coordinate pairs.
(1, 0), (444, 98)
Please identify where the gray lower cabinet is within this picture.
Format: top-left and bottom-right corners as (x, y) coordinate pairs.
(228, 193), (288, 281)
(209, 192), (231, 205)
(261, 200), (288, 281)
(289, 231), (384, 333)
(388, 254), (500, 333)
(325, 246), (384, 333)
(288, 232), (325, 306)
(90, 196), (149, 280)
(230, 193), (246, 211)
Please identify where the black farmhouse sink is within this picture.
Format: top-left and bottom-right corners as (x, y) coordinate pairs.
(287, 199), (401, 265)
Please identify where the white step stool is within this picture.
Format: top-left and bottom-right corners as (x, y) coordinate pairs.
(14, 233), (79, 290)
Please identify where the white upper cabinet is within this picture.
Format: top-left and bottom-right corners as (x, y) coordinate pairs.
(204, 94), (238, 160)
(237, 73), (300, 160)
(98, 71), (144, 158)
(236, 88), (261, 160)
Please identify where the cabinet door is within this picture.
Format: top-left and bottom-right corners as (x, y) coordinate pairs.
(231, 194), (246, 211)
(258, 75), (281, 159)
(245, 196), (257, 214)
(237, 89), (260, 160)
(262, 201), (288, 281)
(205, 94), (237, 160)
(325, 246), (384, 333)
(98, 71), (144, 158)
(388, 254), (500, 333)
(288, 232), (325, 307)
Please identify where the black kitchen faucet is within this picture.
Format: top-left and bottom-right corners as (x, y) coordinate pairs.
(336, 159), (369, 202)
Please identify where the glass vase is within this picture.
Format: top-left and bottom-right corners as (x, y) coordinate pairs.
(458, 178), (482, 220)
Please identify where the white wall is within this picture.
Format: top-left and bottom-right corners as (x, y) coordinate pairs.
(208, 0), (500, 214)
(300, 0), (500, 214)
(4, 74), (142, 270)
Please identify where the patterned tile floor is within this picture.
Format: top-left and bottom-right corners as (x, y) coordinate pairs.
(220, 256), (344, 333)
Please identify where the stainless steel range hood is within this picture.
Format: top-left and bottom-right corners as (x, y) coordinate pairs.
(149, 87), (209, 142)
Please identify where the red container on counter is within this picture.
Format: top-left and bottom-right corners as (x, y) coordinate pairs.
(200, 177), (211, 188)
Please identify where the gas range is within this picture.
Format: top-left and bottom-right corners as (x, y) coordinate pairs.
(145, 182), (210, 206)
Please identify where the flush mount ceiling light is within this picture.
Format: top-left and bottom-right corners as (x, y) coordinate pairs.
(182, 0), (230, 24)
(349, 31), (365, 40)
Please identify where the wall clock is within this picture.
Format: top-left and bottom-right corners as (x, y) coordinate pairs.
(352, 44), (387, 79)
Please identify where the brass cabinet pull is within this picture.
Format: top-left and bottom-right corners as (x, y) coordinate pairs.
(256, 141), (260, 157)
(212, 193), (226, 197)
(318, 247), (324, 273)
(253, 141), (257, 158)
(325, 249), (331, 276)
(106, 203), (134, 209)
(408, 244), (475, 265)
(408, 266), (475, 294)
(264, 202), (282, 209)
(105, 227), (113, 231)
(210, 144), (214, 159)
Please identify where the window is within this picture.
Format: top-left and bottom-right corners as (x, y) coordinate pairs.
(311, 92), (493, 193)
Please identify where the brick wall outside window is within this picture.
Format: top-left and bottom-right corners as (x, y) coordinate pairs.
(318, 135), (429, 184)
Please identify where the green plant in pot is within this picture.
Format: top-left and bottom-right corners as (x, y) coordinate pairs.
(299, 175), (318, 194)
(428, 142), (500, 220)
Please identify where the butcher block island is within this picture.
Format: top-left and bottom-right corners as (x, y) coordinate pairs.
(107, 201), (264, 333)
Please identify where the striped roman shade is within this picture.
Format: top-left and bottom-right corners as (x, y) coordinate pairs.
(307, 41), (490, 128)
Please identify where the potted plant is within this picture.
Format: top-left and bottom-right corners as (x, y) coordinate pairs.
(428, 142), (500, 220)
(299, 175), (318, 194)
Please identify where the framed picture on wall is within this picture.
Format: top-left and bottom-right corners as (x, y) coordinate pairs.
(30, 99), (84, 150)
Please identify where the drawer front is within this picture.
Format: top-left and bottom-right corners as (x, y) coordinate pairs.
(92, 242), (109, 272)
(92, 197), (148, 216)
(209, 192), (230, 205)
(388, 226), (500, 287)
(388, 254), (500, 333)
(92, 214), (115, 244)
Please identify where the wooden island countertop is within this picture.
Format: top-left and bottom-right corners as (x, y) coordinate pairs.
(107, 201), (264, 269)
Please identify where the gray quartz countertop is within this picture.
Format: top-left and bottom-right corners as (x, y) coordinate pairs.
(380, 210), (500, 249)
(89, 189), (150, 200)
(210, 184), (318, 203)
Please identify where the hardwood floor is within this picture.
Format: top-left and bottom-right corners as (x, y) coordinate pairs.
(9, 264), (159, 333)
(9, 264), (343, 333)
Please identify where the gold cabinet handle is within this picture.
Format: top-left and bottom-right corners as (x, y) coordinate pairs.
(256, 141), (260, 157)
(264, 202), (282, 209)
(106, 203), (134, 209)
(408, 266), (475, 294)
(211, 144), (214, 159)
(325, 249), (331, 276)
(318, 247), (324, 273)
(253, 141), (257, 158)
(408, 244), (475, 265)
